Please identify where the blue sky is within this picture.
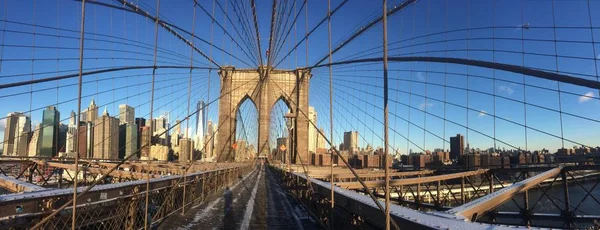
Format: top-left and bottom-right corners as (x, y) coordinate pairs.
(1, 0), (599, 154)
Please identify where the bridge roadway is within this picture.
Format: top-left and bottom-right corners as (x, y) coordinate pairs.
(157, 165), (319, 230)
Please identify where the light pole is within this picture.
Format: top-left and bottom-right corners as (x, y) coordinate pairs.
(284, 113), (295, 172)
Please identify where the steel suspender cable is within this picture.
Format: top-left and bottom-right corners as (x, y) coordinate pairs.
(30, 69), (252, 228)
(382, 0), (392, 229)
(0, 0), (6, 74)
(250, 0), (263, 67)
(326, 0), (335, 228)
(267, 0), (277, 67)
(305, 0), (308, 67)
(192, 0), (257, 67)
(269, 76), (400, 229)
(30, 76), (205, 229)
(311, 0), (418, 68)
(182, 0), (197, 215)
(274, 0), (349, 69)
(72, 1), (86, 228)
(144, 0), (160, 228)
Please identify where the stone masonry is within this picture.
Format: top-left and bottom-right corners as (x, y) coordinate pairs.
(216, 66), (310, 163)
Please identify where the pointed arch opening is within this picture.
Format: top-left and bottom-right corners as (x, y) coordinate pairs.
(234, 95), (258, 161)
(270, 96), (293, 163)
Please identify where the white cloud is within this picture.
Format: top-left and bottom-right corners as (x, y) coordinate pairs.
(515, 24), (523, 32)
(579, 91), (595, 103)
(416, 72), (426, 81)
(499, 85), (514, 95)
(478, 110), (487, 117)
(0, 118), (5, 130)
(515, 23), (529, 31)
(419, 102), (433, 111)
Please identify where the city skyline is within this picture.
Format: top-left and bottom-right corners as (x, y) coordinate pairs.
(1, 1), (599, 156)
(0, 98), (213, 159)
(2, 98), (597, 158)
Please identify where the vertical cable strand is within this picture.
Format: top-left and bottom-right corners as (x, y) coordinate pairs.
(72, 1), (86, 228)
(144, 0), (160, 229)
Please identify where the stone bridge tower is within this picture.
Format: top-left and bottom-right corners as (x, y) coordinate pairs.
(216, 66), (310, 163)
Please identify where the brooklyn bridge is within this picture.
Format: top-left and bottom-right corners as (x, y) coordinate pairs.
(1, 0), (600, 229)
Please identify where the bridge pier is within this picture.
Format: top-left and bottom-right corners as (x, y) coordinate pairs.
(216, 67), (311, 163)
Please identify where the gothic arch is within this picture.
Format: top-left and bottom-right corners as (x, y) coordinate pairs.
(216, 67), (311, 162)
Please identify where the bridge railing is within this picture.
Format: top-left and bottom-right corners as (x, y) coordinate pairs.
(269, 165), (489, 229)
(0, 163), (253, 229)
(271, 164), (600, 229)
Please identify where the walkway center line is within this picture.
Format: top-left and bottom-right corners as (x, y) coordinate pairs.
(241, 167), (263, 230)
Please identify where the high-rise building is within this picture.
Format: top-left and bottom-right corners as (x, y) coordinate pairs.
(308, 106), (317, 153)
(150, 145), (169, 161)
(39, 106), (60, 157)
(118, 104), (135, 125)
(179, 138), (192, 162)
(84, 99), (98, 123)
(204, 120), (215, 160)
(65, 111), (77, 154)
(139, 126), (151, 159)
(119, 122), (138, 160)
(77, 122), (93, 158)
(93, 109), (119, 159)
(135, 117), (146, 128)
(28, 128), (40, 156)
(343, 131), (358, 153)
(195, 101), (206, 151)
(57, 123), (68, 154)
(3, 112), (31, 156)
(316, 128), (326, 149)
(450, 134), (465, 160)
(153, 116), (168, 146)
(171, 120), (181, 147)
(153, 116), (166, 132)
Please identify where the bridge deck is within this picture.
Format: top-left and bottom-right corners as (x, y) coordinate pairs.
(157, 166), (318, 230)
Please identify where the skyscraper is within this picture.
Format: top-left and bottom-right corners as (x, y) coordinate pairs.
(2, 112), (31, 156)
(343, 131), (358, 153)
(139, 126), (151, 159)
(153, 116), (167, 133)
(28, 129), (40, 156)
(93, 109), (119, 159)
(153, 116), (168, 146)
(450, 134), (465, 160)
(85, 99), (98, 123)
(195, 101), (206, 137)
(57, 123), (68, 154)
(308, 106), (317, 153)
(195, 101), (206, 151)
(39, 106), (60, 157)
(171, 119), (181, 147)
(77, 122), (93, 158)
(150, 145), (169, 161)
(179, 138), (192, 162)
(119, 122), (138, 160)
(65, 111), (77, 154)
(135, 117), (146, 128)
(205, 120), (214, 160)
(118, 104), (135, 125)
(317, 128), (326, 149)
